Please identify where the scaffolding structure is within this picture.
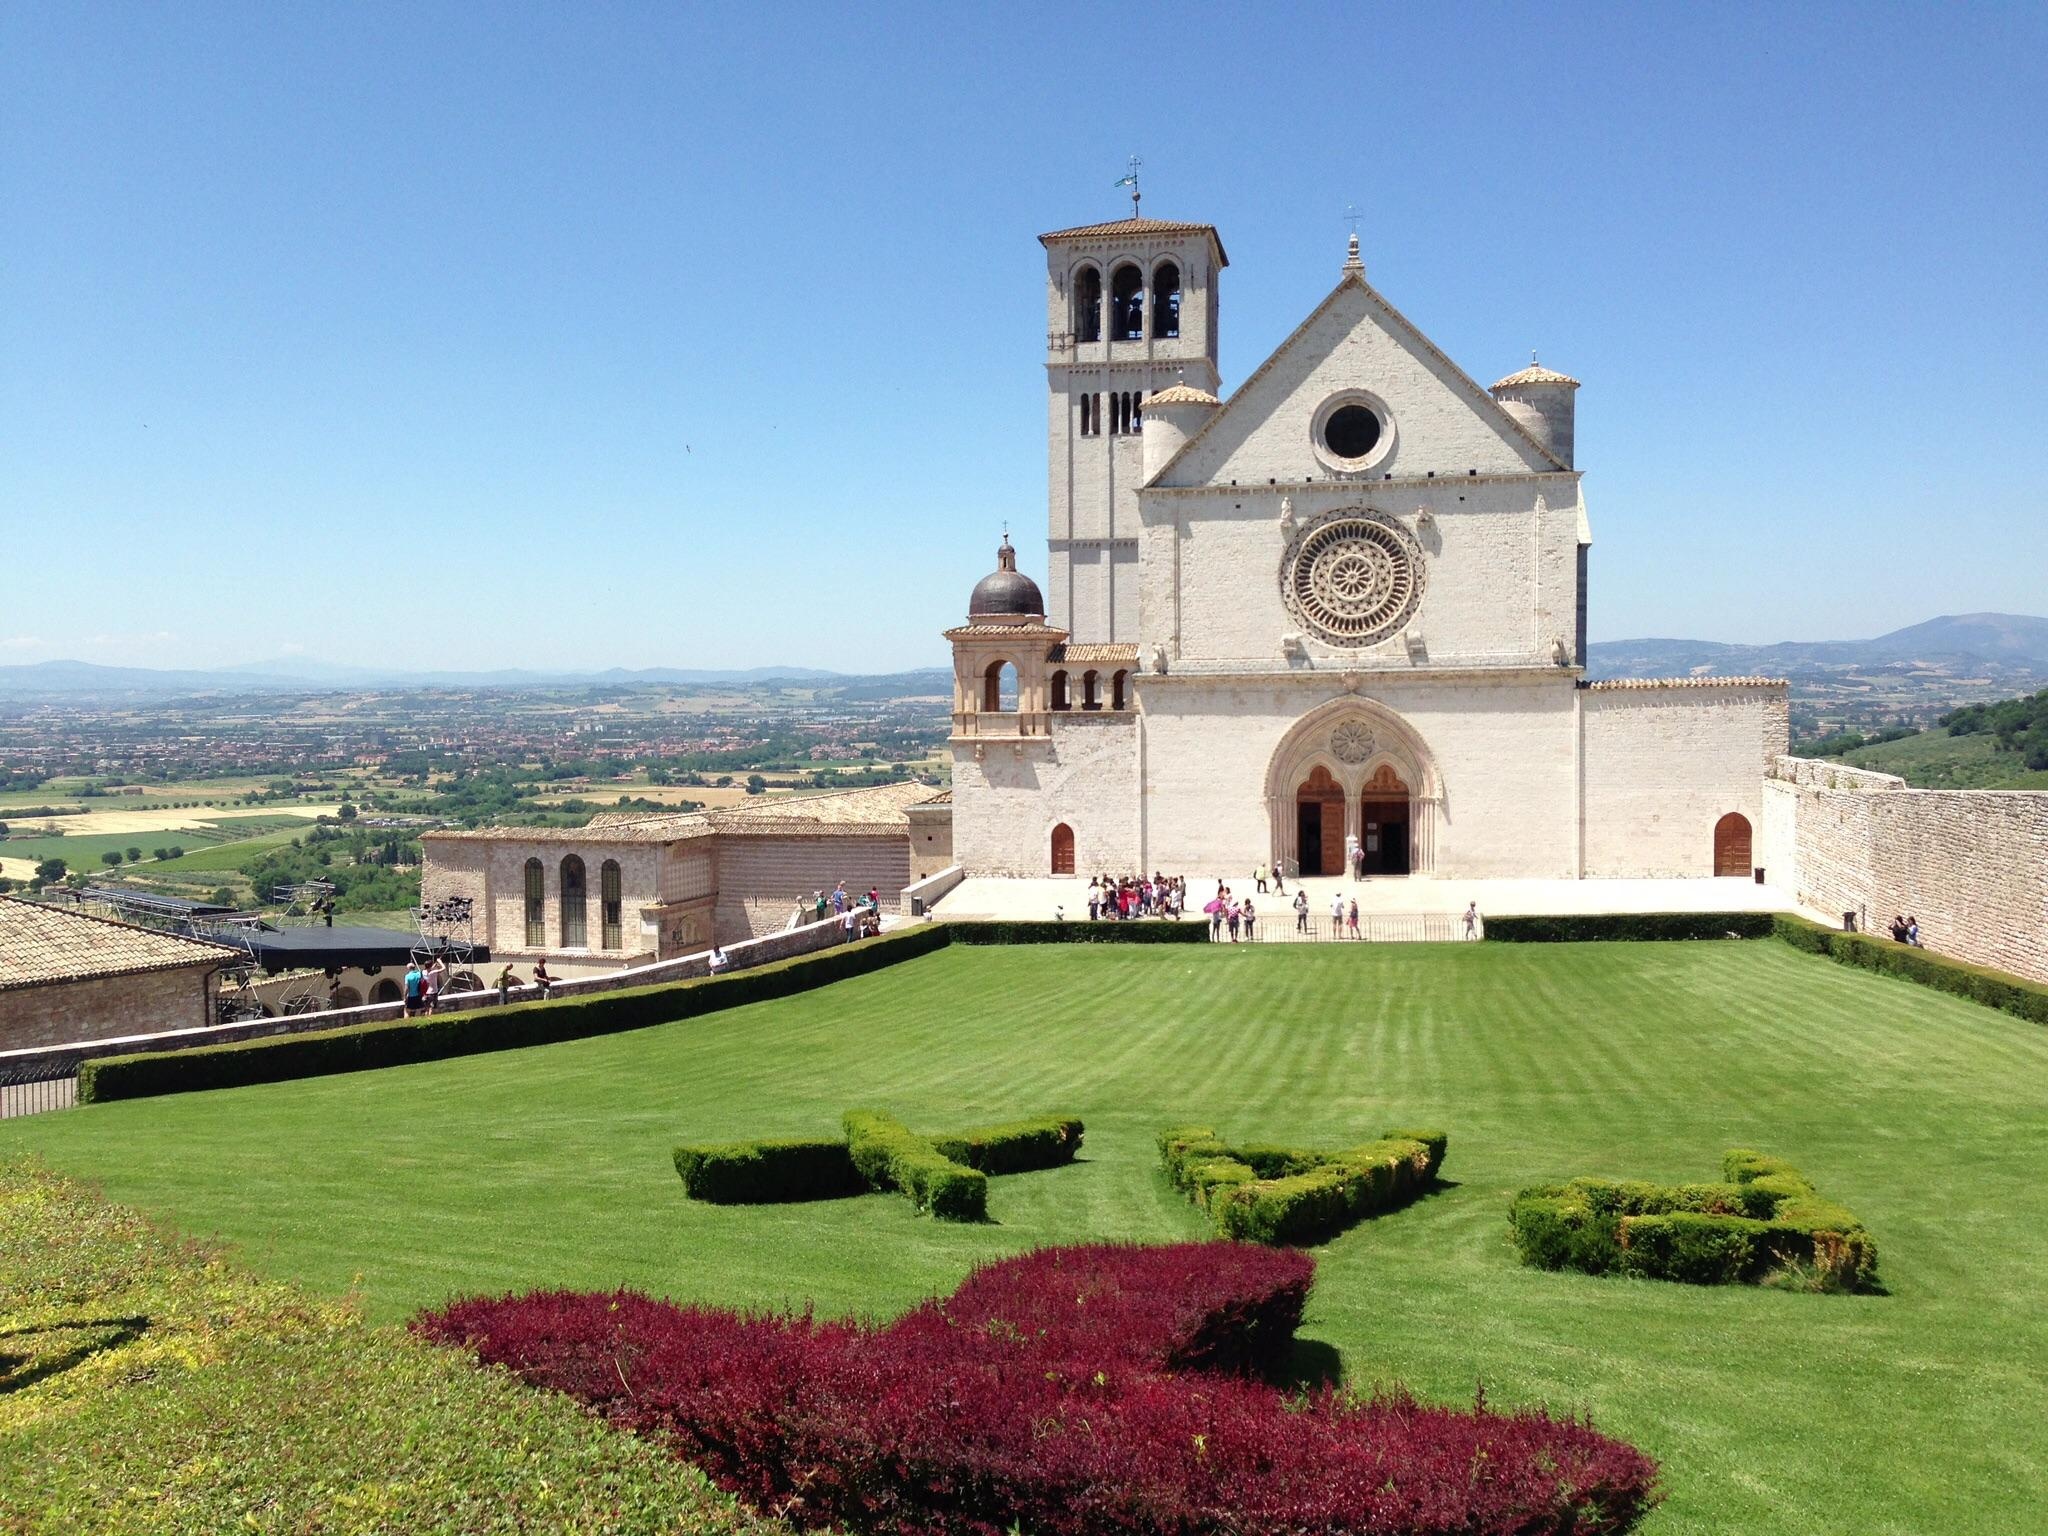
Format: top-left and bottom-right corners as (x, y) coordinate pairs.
(412, 893), (481, 986)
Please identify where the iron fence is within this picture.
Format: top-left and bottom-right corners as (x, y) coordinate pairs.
(1205, 912), (1474, 944)
(1, 1054), (81, 1119)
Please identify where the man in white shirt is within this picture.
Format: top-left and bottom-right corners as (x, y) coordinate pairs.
(1330, 890), (1345, 937)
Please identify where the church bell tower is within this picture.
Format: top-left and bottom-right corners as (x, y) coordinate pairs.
(1040, 209), (1226, 644)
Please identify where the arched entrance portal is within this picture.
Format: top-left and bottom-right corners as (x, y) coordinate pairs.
(1713, 812), (1752, 877)
(1050, 822), (1075, 876)
(1358, 763), (1411, 876)
(1294, 766), (1347, 876)
(1264, 698), (1443, 878)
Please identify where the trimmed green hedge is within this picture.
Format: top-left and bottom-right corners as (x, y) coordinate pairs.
(930, 1115), (1085, 1175)
(843, 1109), (987, 1221)
(1486, 912), (1777, 942)
(945, 920), (1207, 945)
(1508, 1148), (1877, 1291)
(1773, 914), (2048, 1024)
(78, 925), (952, 1104)
(672, 1138), (863, 1204)
(1159, 1125), (1446, 1245)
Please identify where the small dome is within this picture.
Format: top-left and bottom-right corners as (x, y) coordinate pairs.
(1491, 356), (1580, 391)
(1148, 383), (1220, 407)
(968, 534), (1045, 620)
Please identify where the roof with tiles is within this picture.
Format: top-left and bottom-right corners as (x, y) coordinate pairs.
(1491, 361), (1581, 390)
(1585, 677), (1788, 690)
(942, 621), (1068, 640)
(426, 782), (948, 846)
(1038, 217), (1228, 265)
(1051, 643), (1140, 663)
(0, 896), (236, 992)
(1147, 383), (1221, 407)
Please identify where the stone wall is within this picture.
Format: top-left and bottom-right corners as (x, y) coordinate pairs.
(1765, 756), (2048, 982)
(1580, 684), (1789, 877)
(421, 837), (666, 974)
(951, 712), (1140, 876)
(0, 964), (215, 1052)
(907, 801), (954, 879)
(712, 835), (912, 942)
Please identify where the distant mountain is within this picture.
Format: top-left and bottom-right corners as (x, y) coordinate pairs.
(1588, 613), (2048, 678)
(1588, 613), (2048, 728)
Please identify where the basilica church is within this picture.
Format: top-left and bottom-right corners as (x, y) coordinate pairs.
(945, 214), (1788, 880)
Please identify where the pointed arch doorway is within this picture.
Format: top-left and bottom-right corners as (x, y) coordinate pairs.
(1358, 763), (1411, 876)
(1294, 766), (1346, 876)
(1050, 822), (1076, 876)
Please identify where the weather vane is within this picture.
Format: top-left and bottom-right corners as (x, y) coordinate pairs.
(1112, 155), (1142, 215)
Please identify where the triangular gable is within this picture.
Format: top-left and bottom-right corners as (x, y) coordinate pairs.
(1151, 270), (1567, 486)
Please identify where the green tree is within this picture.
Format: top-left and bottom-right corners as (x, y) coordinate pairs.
(35, 857), (66, 883)
(101, 850), (125, 869)
(125, 846), (142, 862)
(153, 847), (171, 860)
(745, 774), (767, 795)
(210, 887), (236, 908)
(338, 802), (357, 821)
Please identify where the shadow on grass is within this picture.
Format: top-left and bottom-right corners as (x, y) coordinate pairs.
(0, 1314), (150, 1394)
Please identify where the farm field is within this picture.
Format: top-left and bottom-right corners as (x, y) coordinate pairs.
(1840, 726), (2048, 789)
(7, 941), (2046, 1535)
(0, 816), (322, 881)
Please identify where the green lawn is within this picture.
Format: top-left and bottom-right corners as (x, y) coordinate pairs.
(8, 941), (2047, 1535)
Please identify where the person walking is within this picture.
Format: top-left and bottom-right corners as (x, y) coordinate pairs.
(1329, 890), (1345, 937)
(1347, 897), (1361, 941)
(494, 962), (519, 1006)
(531, 958), (553, 998)
(1242, 897), (1256, 941)
(1254, 863), (1269, 895)
(1294, 888), (1310, 934)
(1463, 901), (1481, 941)
(1272, 864), (1286, 895)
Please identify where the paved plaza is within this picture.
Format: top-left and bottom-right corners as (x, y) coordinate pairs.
(930, 873), (1806, 932)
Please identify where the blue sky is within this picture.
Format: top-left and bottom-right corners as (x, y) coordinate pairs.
(5, 2), (2043, 673)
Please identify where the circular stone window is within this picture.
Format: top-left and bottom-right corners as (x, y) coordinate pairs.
(1322, 404), (1382, 460)
(1310, 391), (1395, 473)
(1280, 513), (1425, 647)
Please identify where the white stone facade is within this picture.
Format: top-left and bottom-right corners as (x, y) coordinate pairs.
(948, 216), (1788, 885)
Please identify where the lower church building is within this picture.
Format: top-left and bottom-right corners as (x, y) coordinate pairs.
(945, 214), (1787, 880)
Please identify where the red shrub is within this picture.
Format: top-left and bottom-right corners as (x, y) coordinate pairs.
(416, 1242), (1658, 1536)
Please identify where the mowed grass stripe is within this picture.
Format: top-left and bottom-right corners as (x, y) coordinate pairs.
(8, 940), (2048, 1535)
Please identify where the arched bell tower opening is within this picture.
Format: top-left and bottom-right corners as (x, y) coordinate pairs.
(1264, 699), (1443, 878)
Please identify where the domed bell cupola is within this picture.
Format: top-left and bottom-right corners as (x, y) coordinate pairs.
(967, 534), (1046, 625)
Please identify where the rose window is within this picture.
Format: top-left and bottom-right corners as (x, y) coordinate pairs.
(1281, 515), (1425, 647)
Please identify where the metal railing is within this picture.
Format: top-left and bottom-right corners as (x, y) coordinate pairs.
(1, 1051), (85, 1119)
(1205, 912), (1476, 944)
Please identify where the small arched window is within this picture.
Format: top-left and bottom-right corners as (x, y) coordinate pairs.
(1082, 669), (1101, 710)
(1110, 264), (1144, 340)
(1111, 669), (1129, 710)
(560, 855), (587, 947)
(523, 857), (545, 946)
(1151, 261), (1181, 339)
(982, 659), (1018, 712)
(1073, 265), (1102, 343)
(600, 858), (622, 949)
(1051, 670), (1070, 710)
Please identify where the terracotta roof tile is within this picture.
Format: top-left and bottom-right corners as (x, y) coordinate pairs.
(1492, 362), (1580, 390)
(1585, 676), (1788, 690)
(1051, 643), (1140, 663)
(0, 897), (235, 992)
(1038, 218), (1228, 265)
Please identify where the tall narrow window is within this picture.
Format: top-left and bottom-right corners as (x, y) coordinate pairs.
(1111, 669), (1129, 710)
(1151, 261), (1181, 338)
(982, 660), (1018, 711)
(1073, 265), (1102, 343)
(560, 855), (587, 947)
(523, 858), (544, 947)
(1110, 264), (1144, 340)
(1079, 393), (1095, 437)
(1051, 670), (1070, 710)
(600, 859), (622, 950)
(1082, 670), (1101, 709)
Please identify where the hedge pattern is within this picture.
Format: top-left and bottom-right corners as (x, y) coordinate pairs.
(843, 1109), (988, 1221)
(1159, 1125), (1447, 1245)
(1509, 1148), (1877, 1290)
(1486, 912), (1777, 942)
(675, 1111), (1083, 1223)
(415, 1241), (1660, 1536)
(671, 1138), (863, 1204)
(78, 925), (952, 1103)
(1773, 914), (2048, 1024)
